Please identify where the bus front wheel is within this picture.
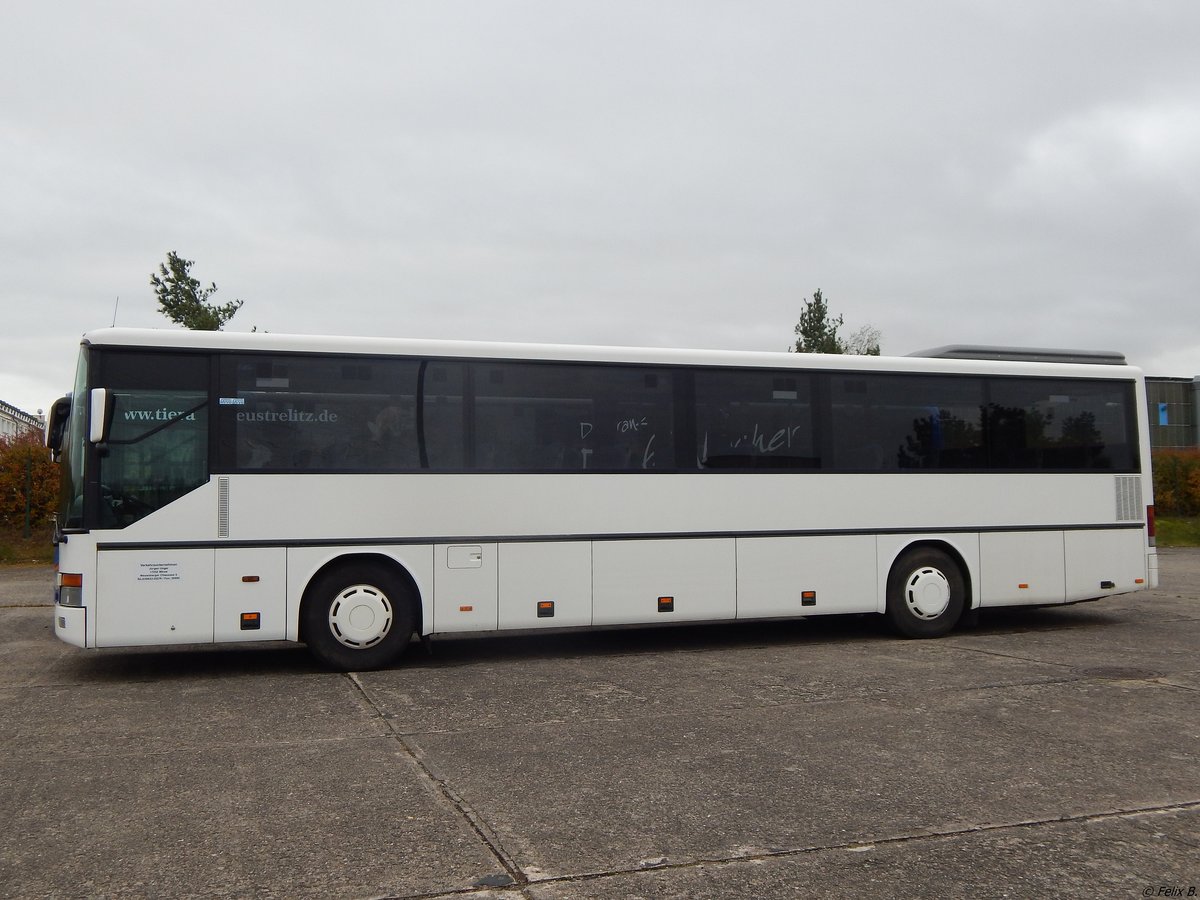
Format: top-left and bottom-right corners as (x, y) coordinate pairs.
(885, 548), (966, 638)
(302, 563), (415, 671)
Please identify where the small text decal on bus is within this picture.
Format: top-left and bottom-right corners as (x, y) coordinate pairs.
(138, 562), (181, 583)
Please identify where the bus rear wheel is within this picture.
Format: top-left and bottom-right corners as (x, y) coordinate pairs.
(886, 548), (965, 638)
(302, 563), (415, 671)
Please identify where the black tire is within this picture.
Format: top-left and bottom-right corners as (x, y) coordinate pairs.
(885, 547), (966, 639)
(302, 563), (415, 671)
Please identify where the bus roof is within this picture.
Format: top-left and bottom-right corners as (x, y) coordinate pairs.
(80, 328), (1142, 379)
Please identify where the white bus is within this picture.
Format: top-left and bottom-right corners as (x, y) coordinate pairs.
(47, 328), (1157, 670)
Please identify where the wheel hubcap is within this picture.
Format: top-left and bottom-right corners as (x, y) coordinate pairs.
(904, 566), (951, 620)
(328, 584), (394, 648)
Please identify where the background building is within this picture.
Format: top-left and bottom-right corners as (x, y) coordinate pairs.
(1145, 377), (1200, 450)
(0, 400), (44, 441)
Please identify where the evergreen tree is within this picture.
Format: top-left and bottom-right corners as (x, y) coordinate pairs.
(792, 289), (844, 353)
(791, 289), (882, 355)
(151, 251), (243, 331)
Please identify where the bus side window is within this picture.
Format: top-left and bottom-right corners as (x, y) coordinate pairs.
(466, 362), (674, 472)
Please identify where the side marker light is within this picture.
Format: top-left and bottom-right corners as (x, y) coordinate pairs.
(537, 601), (555, 618)
(801, 590), (817, 607)
(240, 612), (261, 631)
(658, 596), (674, 613)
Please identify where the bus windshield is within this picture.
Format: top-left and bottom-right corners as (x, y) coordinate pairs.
(56, 347), (212, 531)
(56, 349), (89, 530)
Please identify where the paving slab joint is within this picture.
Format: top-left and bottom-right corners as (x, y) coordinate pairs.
(513, 799), (1200, 891)
(345, 672), (528, 887)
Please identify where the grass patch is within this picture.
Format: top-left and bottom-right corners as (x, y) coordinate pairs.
(1156, 517), (1200, 548)
(0, 525), (55, 565)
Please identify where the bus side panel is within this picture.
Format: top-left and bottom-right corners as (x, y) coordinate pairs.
(498, 541), (593, 629)
(1064, 529), (1148, 601)
(433, 542), (499, 633)
(592, 538), (735, 625)
(215, 547), (287, 641)
(979, 532), (1066, 607)
(735, 535), (877, 619)
(95, 548), (215, 646)
(284, 545), (435, 641)
(874, 533), (981, 614)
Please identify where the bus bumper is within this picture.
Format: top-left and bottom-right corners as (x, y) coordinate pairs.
(54, 603), (87, 648)
(1148, 551), (1159, 589)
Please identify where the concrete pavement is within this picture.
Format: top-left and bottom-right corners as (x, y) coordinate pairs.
(0, 552), (1197, 898)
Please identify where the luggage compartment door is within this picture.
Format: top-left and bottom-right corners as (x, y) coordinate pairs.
(593, 538), (735, 626)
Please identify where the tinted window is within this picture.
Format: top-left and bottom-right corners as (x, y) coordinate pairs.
(214, 355), (1140, 476)
(830, 374), (985, 471)
(470, 362), (673, 471)
(218, 355), (674, 472)
(421, 362), (466, 469)
(986, 377), (1137, 470)
(96, 352), (210, 528)
(694, 370), (817, 469)
(218, 355), (467, 471)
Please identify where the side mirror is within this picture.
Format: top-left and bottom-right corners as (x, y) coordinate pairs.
(46, 395), (71, 460)
(89, 388), (113, 444)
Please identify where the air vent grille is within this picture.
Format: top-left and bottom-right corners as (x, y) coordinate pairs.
(1115, 476), (1142, 522)
(218, 477), (230, 538)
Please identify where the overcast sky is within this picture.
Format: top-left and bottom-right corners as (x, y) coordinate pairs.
(3, 1), (1198, 417)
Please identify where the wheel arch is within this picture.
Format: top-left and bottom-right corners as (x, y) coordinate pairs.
(296, 551), (426, 644)
(879, 536), (977, 613)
